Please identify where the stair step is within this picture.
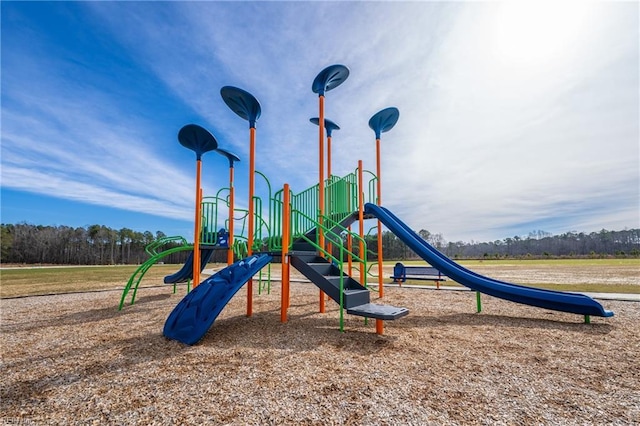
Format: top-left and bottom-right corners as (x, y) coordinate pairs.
(342, 289), (370, 308)
(310, 264), (335, 275)
(346, 304), (409, 320)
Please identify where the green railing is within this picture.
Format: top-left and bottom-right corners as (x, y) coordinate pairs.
(274, 170), (377, 242)
(365, 225), (381, 278)
(290, 208), (368, 331)
(201, 195), (228, 245)
(119, 244), (193, 310)
(145, 235), (188, 256)
(291, 183), (319, 236)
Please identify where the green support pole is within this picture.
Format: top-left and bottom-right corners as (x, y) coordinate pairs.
(584, 315), (591, 324)
(476, 291), (482, 313)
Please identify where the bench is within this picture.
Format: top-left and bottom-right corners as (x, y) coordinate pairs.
(390, 262), (447, 289)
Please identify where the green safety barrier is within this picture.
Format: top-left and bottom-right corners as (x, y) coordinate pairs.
(120, 167), (380, 312)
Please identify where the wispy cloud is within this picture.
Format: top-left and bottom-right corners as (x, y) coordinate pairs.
(1, 1), (637, 241)
(1, 28), (199, 221)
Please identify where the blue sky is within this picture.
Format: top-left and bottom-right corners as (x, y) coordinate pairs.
(1, 1), (638, 243)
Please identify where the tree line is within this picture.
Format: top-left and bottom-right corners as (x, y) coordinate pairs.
(1, 223), (638, 265)
(373, 228), (640, 260)
(0, 224), (191, 265)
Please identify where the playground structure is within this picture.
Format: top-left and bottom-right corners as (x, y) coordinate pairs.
(119, 65), (613, 345)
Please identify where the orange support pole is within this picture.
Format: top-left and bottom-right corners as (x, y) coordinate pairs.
(327, 133), (332, 182)
(358, 161), (365, 285)
(326, 132), (333, 275)
(192, 160), (202, 288)
(220, 86), (261, 315)
(376, 137), (384, 298)
(281, 184), (291, 322)
(318, 94), (326, 314)
(312, 65), (348, 313)
(178, 124), (218, 290)
(347, 232), (353, 276)
(347, 183), (353, 275)
(374, 146), (385, 334)
(227, 166), (235, 266)
(318, 95), (325, 243)
(247, 126), (256, 317)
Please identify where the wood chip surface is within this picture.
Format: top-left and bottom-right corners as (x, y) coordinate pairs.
(1, 281), (638, 425)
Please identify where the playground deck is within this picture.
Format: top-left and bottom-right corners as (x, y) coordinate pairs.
(2, 284), (638, 424)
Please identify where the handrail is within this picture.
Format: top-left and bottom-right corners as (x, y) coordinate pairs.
(321, 214), (369, 268)
(364, 225), (381, 277)
(119, 244), (194, 310)
(201, 195), (230, 245)
(214, 186), (230, 203)
(290, 208), (368, 331)
(145, 236), (188, 256)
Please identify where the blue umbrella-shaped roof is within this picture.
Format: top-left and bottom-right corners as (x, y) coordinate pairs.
(312, 64), (350, 96)
(216, 148), (241, 168)
(310, 117), (340, 137)
(178, 124), (218, 160)
(368, 107), (400, 139)
(220, 86), (262, 128)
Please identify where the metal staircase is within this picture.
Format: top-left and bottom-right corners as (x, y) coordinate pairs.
(289, 251), (409, 321)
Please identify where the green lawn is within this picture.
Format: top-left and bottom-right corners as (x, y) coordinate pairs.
(0, 264), (224, 298)
(1, 258), (638, 298)
(380, 258), (639, 294)
(391, 258), (640, 267)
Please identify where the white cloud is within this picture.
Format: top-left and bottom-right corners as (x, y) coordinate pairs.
(2, 1), (638, 242)
(1, 50), (200, 221)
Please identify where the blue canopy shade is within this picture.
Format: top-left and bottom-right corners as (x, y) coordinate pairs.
(220, 86), (262, 128)
(368, 107), (400, 139)
(310, 117), (340, 137)
(312, 64), (349, 96)
(178, 124), (219, 160)
(216, 148), (241, 168)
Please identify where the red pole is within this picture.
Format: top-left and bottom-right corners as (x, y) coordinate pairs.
(247, 126), (256, 317)
(192, 160), (202, 288)
(227, 166), (234, 266)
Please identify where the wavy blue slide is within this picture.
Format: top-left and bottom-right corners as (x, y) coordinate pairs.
(365, 203), (613, 318)
(163, 254), (272, 345)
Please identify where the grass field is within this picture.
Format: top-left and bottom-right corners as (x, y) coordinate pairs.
(390, 258), (640, 293)
(1, 258), (638, 298)
(0, 264), (186, 298)
(393, 258), (639, 267)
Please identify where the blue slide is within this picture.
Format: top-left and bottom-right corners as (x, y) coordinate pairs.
(163, 247), (217, 284)
(163, 254), (272, 345)
(365, 203), (613, 318)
